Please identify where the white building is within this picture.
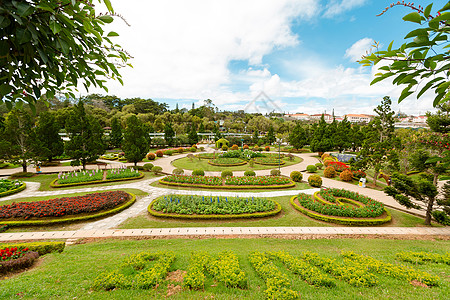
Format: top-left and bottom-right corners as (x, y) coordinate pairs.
(284, 113), (310, 121)
(344, 114), (373, 123)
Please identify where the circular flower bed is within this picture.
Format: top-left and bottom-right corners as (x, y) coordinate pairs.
(208, 157), (247, 166)
(253, 156), (285, 166)
(0, 179), (26, 198)
(0, 191), (135, 226)
(291, 188), (391, 226)
(149, 194), (281, 219)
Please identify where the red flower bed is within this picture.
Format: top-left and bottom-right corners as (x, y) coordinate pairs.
(1, 247), (29, 262)
(0, 191), (129, 220)
(327, 161), (349, 172)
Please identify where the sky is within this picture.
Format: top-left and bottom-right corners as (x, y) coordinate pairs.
(84, 0), (449, 116)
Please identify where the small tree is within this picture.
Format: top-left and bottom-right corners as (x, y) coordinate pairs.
(164, 123), (175, 147)
(266, 126), (276, 145)
(334, 116), (352, 152)
(310, 115), (333, 154)
(385, 173), (438, 225)
(288, 124), (307, 149)
(122, 115), (149, 166)
(188, 124), (199, 145)
(32, 111), (64, 162)
(252, 130), (259, 145)
(110, 117), (123, 149)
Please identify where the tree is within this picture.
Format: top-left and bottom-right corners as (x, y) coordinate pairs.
(32, 111), (64, 162)
(110, 117), (123, 149)
(288, 124), (307, 150)
(0, 0), (131, 110)
(122, 115), (148, 166)
(359, 2), (450, 106)
(252, 130), (259, 145)
(0, 109), (35, 172)
(266, 126), (276, 145)
(310, 115), (333, 153)
(65, 101), (105, 170)
(385, 172), (438, 225)
(164, 123), (175, 147)
(373, 96), (395, 142)
(426, 103), (450, 133)
(334, 116), (352, 152)
(187, 124), (199, 145)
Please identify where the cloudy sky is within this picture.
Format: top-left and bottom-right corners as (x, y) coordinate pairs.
(85, 0), (448, 116)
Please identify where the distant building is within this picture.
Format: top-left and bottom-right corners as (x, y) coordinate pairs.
(284, 113), (310, 121)
(310, 113), (333, 122)
(344, 114), (373, 123)
(412, 115), (428, 123)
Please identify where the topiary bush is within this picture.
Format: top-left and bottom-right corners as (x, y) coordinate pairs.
(290, 171), (303, 182)
(177, 147), (184, 153)
(151, 166), (163, 174)
(143, 163), (154, 171)
(155, 150), (164, 157)
(231, 144), (239, 150)
(265, 146), (270, 151)
(222, 145), (229, 151)
(315, 163), (323, 169)
(270, 169), (281, 176)
(192, 144), (197, 148)
(192, 169), (205, 176)
(221, 170), (233, 178)
(199, 147), (204, 151)
(321, 153), (331, 160)
(306, 165), (317, 173)
(324, 166), (336, 178)
(172, 168), (184, 175)
(190, 147), (197, 152)
(244, 170), (256, 176)
(164, 150), (173, 156)
(243, 144), (249, 150)
(339, 169), (353, 182)
(146, 153), (156, 160)
(308, 174), (322, 187)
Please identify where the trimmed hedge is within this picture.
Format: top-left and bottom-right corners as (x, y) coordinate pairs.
(0, 182), (26, 198)
(158, 179), (296, 190)
(0, 241), (65, 255)
(1, 193), (136, 227)
(50, 172), (144, 188)
(290, 196), (392, 226)
(208, 160), (247, 167)
(253, 160), (286, 166)
(290, 171), (302, 182)
(148, 200), (281, 220)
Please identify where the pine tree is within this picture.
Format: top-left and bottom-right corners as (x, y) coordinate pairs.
(266, 126), (276, 145)
(288, 124), (307, 150)
(310, 115), (333, 153)
(110, 117), (123, 149)
(164, 123), (175, 147)
(32, 111), (64, 162)
(188, 124), (199, 145)
(122, 115), (149, 166)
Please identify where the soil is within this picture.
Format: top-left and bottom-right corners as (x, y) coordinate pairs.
(0, 256), (44, 281)
(166, 270), (186, 282)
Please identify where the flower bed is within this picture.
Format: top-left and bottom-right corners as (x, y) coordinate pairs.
(196, 153), (216, 159)
(51, 170), (144, 187)
(254, 156), (285, 166)
(106, 166), (140, 180)
(149, 194), (281, 219)
(290, 188), (391, 226)
(0, 179), (26, 198)
(208, 157), (246, 166)
(183, 251), (210, 290)
(0, 247), (39, 275)
(57, 169), (103, 184)
(225, 175), (292, 186)
(160, 175), (223, 186)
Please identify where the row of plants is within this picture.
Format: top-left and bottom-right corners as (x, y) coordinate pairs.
(52, 169), (144, 187)
(183, 251), (210, 290)
(106, 166), (141, 180)
(57, 169), (103, 184)
(0, 191), (129, 220)
(93, 251), (175, 290)
(0, 179), (26, 198)
(224, 176), (292, 186)
(146, 146), (201, 160)
(254, 156), (285, 165)
(159, 175), (295, 188)
(341, 251), (440, 286)
(151, 195), (276, 216)
(207, 251), (248, 288)
(208, 157), (246, 166)
(396, 251), (450, 265)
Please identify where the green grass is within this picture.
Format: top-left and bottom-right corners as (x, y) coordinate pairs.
(313, 169), (388, 191)
(0, 238), (448, 299)
(21, 172), (162, 191)
(119, 195), (432, 229)
(172, 156), (303, 172)
(151, 180), (312, 191)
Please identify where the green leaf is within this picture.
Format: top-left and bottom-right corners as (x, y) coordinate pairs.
(402, 12), (422, 24)
(0, 40), (8, 56)
(0, 84), (12, 96)
(103, 0), (114, 13)
(398, 87), (414, 103)
(32, 86), (41, 99)
(16, 2), (34, 17)
(0, 15), (11, 28)
(404, 28), (428, 39)
(49, 20), (62, 34)
(417, 77), (443, 98)
(16, 28), (31, 44)
(424, 3), (432, 17)
(36, 3), (54, 12)
(98, 15), (114, 23)
(387, 40), (393, 51)
(58, 38), (69, 54)
(107, 31), (119, 37)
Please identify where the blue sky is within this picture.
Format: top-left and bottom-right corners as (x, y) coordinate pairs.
(87, 0), (448, 116)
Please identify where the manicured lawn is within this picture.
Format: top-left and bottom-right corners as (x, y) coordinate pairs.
(151, 180), (312, 191)
(0, 238), (448, 299)
(119, 195), (433, 229)
(312, 169), (388, 191)
(172, 156), (303, 172)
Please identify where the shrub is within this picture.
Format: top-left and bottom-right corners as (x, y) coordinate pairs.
(9, 172), (34, 178)
(0, 251), (39, 275)
(290, 171), (303, 182)
(146, 153), (156, 160)
(151, 166), (163, 174)
(155, 150), (164, 157)
(244, 170), (256, 177)
(199, 147), (204, 151)
(192, 169), (205, 176)
(190, 147), (197, 152)
(231, 144), (239, 150)
(353, 170), (366, 179)
(432, 211), (450, 225)
(221, 170), (233, 178)
(143, 163), (154, 171)
(323, 157), (334, 164)
(164, 150), (173, 156)
(265, 146), (270, 151)
(172, 168), (184, 175)
(192, 144), (197, 148)
(321, 153), (331, 160)
(243, 144), (249, 150)
(324, 166), (336, 178)
(339, 169), (353, 182)
(323, 160), (334, 167)
(270, 169), (281, 176)
(253, 145), (259, 151)
(257, 147), (263, 152)
(328, 161), (349, 172)
(308, 175), (322, 187)
(221, 145), (229, 151)
(177, 147), (184, 153)
(315, 163), (323, 169)
(306, 165), (317, 173)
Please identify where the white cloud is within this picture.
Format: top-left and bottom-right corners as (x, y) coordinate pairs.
(345, 37), (374, 62)
(323, 0), (367, 18)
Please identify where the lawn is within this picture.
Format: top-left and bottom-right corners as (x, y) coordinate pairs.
(118, 195), (434, 229)
(311, 169), (388, 191)
(0, 238), (448, 299)
(172, 156), (303, 172)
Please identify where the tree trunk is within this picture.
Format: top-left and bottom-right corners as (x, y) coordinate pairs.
(433, 173), (439, 186)
(373, 170), (379, 187)
(425, 196), (435, 225)
(82, 159), (86, 170)
(22, 159), (27, 173)
(134, 161), (137, 167)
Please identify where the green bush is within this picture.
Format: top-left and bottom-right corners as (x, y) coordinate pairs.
(308, 175), (322, 187)
(339, 169), (353, 182)
(221, 170), (233, 178)
(306, 165), (317, 173)
(270, 169), (281, 176)
(290, 171), (303, 182)
(155, 150), (164, 157)
(244, 170), (256, 177)
(324, 166), (336, 178)
(190, 147), (197, 152)
(172, 168), (184, 175)
(143, 163), (154, 171)
(151, 166), (163, 174)
(315, 163), (323, 169)
(432, 211), (450, 225)
(9, 172), (34, 178)
(0, 241), (65, 255)
(164, 150), (173, 156)
(199, 147), (204, 151)
(192, 169), (205, 176)
(222, 145), (229, 151)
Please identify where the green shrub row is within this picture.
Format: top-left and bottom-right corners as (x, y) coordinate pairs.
(0, 182), (26, 198)
(207, 251), (247, 288)
(50, 172), (144, 188)
(249, 251), (299, 300)
(2, 193), (136, 227)
(207, 160), (247, 167)
(342, 251), (440, 286)
(301, 251), (378, 287)
(290, 196), (392, 226)
(396, 251), (450, 265)
(158, 179), (295, 190)
(148, 200), (281, 220)
(183, 251), (209, 290)
(253, 160), (286, 166)
(0, 241), (65, 255)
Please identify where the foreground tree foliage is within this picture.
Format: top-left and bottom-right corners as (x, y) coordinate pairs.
(0, 0), (131, 110)
(122, 115), (148, 166)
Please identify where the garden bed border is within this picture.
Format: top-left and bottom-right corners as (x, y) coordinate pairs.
(50, 172), (144, 188)
(0, 182), (26, 198)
